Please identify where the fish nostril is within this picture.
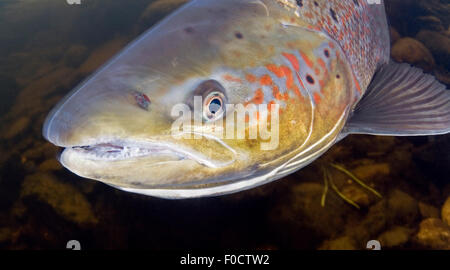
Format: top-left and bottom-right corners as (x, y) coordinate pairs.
(134, 91), (151, 111)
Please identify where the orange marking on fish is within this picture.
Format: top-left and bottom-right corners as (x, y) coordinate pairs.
(317, 58), (327, 72)
(246, 74), (257, 83)
(328, 42), (335, 49)
(260, 75), (273, 86)
(223, 74), (242, 83)
(319, 80), (325, 88)
(266, 64), (285, 78)
(280, 66), (294, 89)
(267, 100), (276, 111)
(299, 51), (314, 69)
(314, 67), (321, 76)
(252, 88), (265, 104)
(313, 93), (322, 104)
(291, 85), (302, 98)
(353, 74), (361, 93)
(272, 85), (283, 100)
(282, 52), (300, 72)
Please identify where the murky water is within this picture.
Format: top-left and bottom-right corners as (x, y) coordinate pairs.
(0, 0), (449, 250)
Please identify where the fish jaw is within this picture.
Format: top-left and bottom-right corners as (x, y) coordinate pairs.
(58, 137), (242, 189)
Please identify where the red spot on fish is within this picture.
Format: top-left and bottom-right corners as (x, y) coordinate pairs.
(266, 64), (285, 78)
(353, 73), (362, 93)
(282, 52), (300, 72)
(246, 74), (257, 83)
(313, 93), (322, 104)
(279, 66), (293, 89)
(251, 88), (265, 104)
(260, 75), (273, 86)
(272, 85), (283, 100)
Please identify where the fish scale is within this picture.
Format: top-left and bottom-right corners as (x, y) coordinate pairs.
(278, 0), (390, 92)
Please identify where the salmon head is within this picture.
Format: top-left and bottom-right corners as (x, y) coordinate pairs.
(43, 0), (382, 198)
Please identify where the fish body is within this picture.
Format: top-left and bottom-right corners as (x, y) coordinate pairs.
(43, 0), (450, 198)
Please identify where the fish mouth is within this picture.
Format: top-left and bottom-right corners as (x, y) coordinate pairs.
(62, 138), (236, 169)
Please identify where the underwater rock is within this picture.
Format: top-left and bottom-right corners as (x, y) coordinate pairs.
(319, 236), (357, 250)
(391, 38), (435, 72)
(419, 202), (440, 219)
(416, 30), (450, 69)
(387, 189), (419, 225)
(345, 199), (388, 244)
(21, 173), (98, 225)
(340, 185), (371, 208)
(415, 218), (450, 250)
(442, 197), (450, 227)
(38, 159), (62, 172)
(3, 116), (30, 139)
(21, 142), (58, 162)
(352, 163), (391, 180)
(272, 182), (350, 239)
(378, 226), (414, 248)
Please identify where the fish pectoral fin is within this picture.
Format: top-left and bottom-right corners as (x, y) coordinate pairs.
(344, 61), (450, 136)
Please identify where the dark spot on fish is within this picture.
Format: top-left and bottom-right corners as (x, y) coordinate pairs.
(296, 0), (303, 7)
(314, 1), (319, 7)
(336, 74), (341, 79)
(353, 0), (360, 7)
(306, 75), (315, 84)
(330, 8), (338, 22)
(184, 27), (195, 34)
(324, 49), (330, 58)
(134, 91), (151, 111)
(235, 32), (243, 39)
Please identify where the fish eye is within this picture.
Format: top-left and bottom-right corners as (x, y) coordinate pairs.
(191, 80), (228, 122)
(204, 92), (225, 120)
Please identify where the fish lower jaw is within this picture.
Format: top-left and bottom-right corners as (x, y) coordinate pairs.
(65, 139), (229, 168)
(69, 140), (188, 162)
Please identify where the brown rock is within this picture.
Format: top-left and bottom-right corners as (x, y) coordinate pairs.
(21, 173), (98, 225)
(391, 38), (435, 72)
(419, 202), (440, 219)
(352, 163), (390, 180)
(387, 189), (419, 224)
(341, 185), (371, 208)
(38, 159), (62, 172)
(415, 218), (450, 249)
(442, 197), (450, 227)
(3, 117), (30, 139)
(416, 30), (450, 68)
(378, 226), (413, 248)
(319, 236), (357, 250)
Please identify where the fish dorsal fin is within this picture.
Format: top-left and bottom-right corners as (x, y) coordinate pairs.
(344, 62), (450, 136)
